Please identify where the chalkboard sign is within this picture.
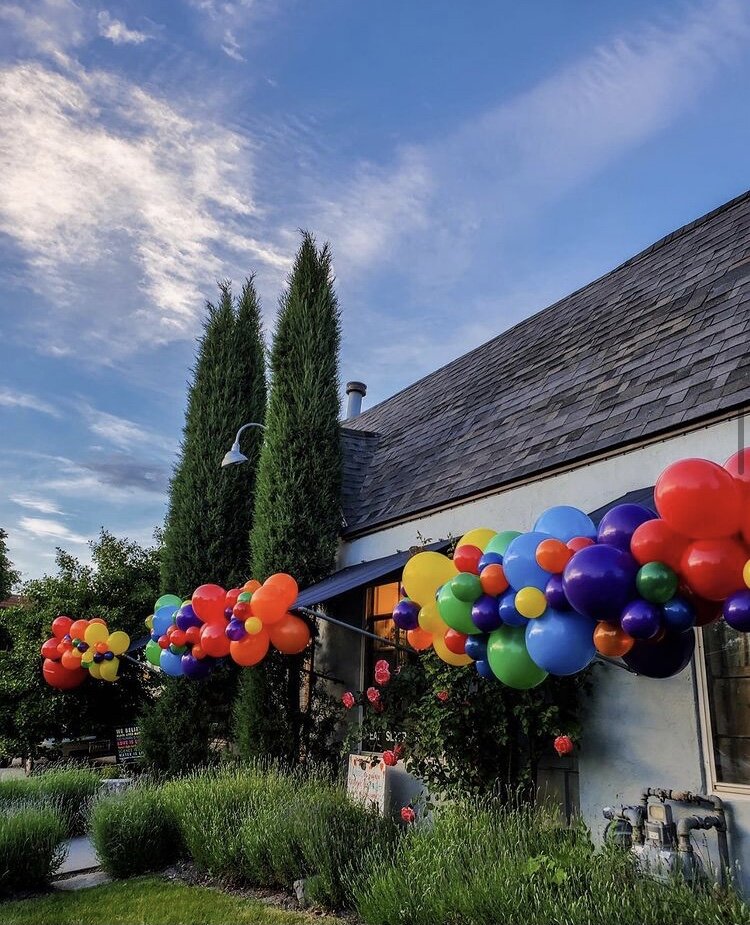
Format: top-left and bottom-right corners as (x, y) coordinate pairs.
(346, 753), (388, 814)
(115, 725), (142, 763)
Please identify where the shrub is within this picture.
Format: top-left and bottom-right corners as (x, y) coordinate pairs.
(0, 802), (66, 895)
(0, 768), (100, 836)
(91, 785), (182, 879)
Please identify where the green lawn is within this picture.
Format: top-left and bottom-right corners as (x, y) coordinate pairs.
(0, 876), (340, 925)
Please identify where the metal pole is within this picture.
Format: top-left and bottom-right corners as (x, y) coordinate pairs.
(295, 604), (414, 654)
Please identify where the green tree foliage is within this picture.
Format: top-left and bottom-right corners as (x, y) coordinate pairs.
(241, 233), (343, 763)
(0, 531), (160, 759)
(139, 679), (215, 775)
(0, 529), (19, 601)
(161, 279), (266, 596)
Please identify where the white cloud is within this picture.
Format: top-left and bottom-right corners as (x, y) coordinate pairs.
(82, 404), (172, 453)
(18, 517), (89, 545)
(221, 29), (245, 61)
(0, 0), (86, 59)
(97, 11), (149, 46)
(0, 387), (59, 417)
(9, 495), (63, 515)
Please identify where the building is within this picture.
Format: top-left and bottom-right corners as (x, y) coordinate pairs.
(301, 190), (750, 882)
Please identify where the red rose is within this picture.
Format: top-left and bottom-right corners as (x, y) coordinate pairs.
(554, 735), (574, 757)
(372, 700), (385, 713)
(436, 690), (449, 702)
(400, 806), (416, 824)
(375, 659), (389, 672)
(383, 750), (397, 766)
(374, 668), (391, 686)
(341, 692), (355, 709)
(366, 686), (381, 704)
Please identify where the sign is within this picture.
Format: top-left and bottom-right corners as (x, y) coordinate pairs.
(115, 725), (142, 763)
(346, 752), (388, 814)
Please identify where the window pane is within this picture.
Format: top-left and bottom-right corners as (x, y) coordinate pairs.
(372, 583), (399, 616)
(703, 620), (750, 784)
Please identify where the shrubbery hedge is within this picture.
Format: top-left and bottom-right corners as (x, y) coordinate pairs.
(0, 802), (66, 895)
(0, 768), (100, 836)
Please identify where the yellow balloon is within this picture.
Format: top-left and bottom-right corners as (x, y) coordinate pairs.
(88, 662), (102, 679)
(145, 615), (154, 630)
(515, 587), (547, 619)
(402, 552), (457, 606)
(81, 650), (94, 665)
(418, 601), (448, 635)
(744, 559), (750, 590)
(107, 631), (130, 656)
(182, 600), (192, 607)
(99, 658), (119, 682)
(458, 528), (497, 552)
(84, 622), (109, 645)
(433, 632), (472, 667)
(244, 616), (263, 635)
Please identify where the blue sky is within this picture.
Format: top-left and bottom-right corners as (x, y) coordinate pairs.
(1, 0), (750, 581)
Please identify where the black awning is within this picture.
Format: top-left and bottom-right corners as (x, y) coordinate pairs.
(588, 486), (655, 525)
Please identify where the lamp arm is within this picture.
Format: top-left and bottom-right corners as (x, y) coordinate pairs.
(234, 421), (266, 446)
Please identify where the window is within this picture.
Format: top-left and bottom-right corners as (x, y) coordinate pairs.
(701, 620), (750, 787)
(365, 581), (408, 677)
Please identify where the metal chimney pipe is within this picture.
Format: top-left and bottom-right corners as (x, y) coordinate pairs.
(345, 381), (367, 418)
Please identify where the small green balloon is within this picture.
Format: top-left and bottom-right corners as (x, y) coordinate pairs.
(438, 583), (478, 635)
(169, 643), (188, 656)
(238, 591), (253, 603)
(451, 572), (482, 604)
(155, 593), (182, 612)
(485, 530), (521, 556)
(487, 625), (548, 689)
(145, 639), (162, 667)
(636, 561), (678, 604)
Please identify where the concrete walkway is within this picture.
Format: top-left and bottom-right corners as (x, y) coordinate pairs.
(53, 836), (111, 891)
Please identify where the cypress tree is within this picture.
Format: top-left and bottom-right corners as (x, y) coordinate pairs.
(241, 232), (342, 762)
(161, 279), (266, 594)
(0, 529), (18, 601)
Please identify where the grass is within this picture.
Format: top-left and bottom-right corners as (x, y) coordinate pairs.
(0, 768), (101, 836)
(0, 802), (67, 896)
(0, 876), (342, 925)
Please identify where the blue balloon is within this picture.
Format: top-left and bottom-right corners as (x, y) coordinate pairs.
(563, 545), (638, 622)
(175, 603), (201, 631)
(502, 532), (550, 591)
(159, 648), (184, 677)
(662, 597), (695, 633)
(534, 506), (596, 543)
(153, 605), (179, 636)
(181, 653), (211, 680)
(464, 634), (489, 662)
(475, 659), (495, 680)
(478, 552), (504, 571)
(497, 589), (528, 627)
(525, 609), (596, 675)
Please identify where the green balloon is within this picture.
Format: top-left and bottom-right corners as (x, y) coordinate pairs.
(145, 639), (162, 667)
(451, 572), (482, 603)
(437, 583), (478, 635)
(485, 530), (521, 556)
(487, 626), (548, 690)
(636, 561), (678, 604)
(238, 591), (253, 603)
(154, 593), (182, 612)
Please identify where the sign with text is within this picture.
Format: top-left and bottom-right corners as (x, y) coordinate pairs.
(346, 752), (388, 814)
(115, 725), (142, 763)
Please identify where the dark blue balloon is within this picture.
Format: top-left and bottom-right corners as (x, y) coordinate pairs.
(181, 653), (212, 680)
(475, 659), (495, 680)
(545, 574), (570, 610)
(503, 532), (551, 591)
(464, 634), (489, 662)
(597, 503), (655, 551)
(525, 609), (596, 675)
(622, 630), (695, 679)
(563, 544), (638, 622)
(150, 631), (160, 643)
(103, 651), (115, 661)
(478, 552), (504, 571)
(662, 597), (695, 633)
(724, 591), (750, 632)
(175, 603), (201, 631)
(471, 594), (503, 632)
(497, 589), (528, 627)
(393, 598), (420, 631)
(534, 506), (596, 542)
(226, 619), (247, 642)
(93, 652), (104, 663)
(620, 599), (662, 639)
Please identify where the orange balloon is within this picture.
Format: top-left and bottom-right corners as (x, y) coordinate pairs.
(192, 584), (227, 624)
(265, 573), (299, 609)
(69, 619), (89, 641)
(88, 618), (107, 627)
(269, 614), (311, 654)
(95, 641), (108, 654)
(249, 584), (287, 625)
(192, 645), (205, 660)
(593, 622), (635, 658)
(480, 563), (508, 596)
(199, 621), (231, 657)
(230, 628), (270, 666)
(535, 538), (572, 574)
(407, 627), (433, 651)
(243, 579), (262, 594)
(61, 649), (83, 670)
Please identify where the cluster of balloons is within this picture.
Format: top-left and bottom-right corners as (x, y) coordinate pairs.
(394, 452), (750, 689)
(144, 574), (311, 679)
(41, 616), (131, 689)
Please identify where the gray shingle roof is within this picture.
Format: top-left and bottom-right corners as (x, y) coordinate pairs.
(341, 191), (750, 536)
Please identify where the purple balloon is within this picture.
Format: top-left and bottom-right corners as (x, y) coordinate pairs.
(393, 599), (420, 631)
(622, 630), (695, 679)
(545, 574), (570, 610)
(620, 599), (662, 639)
(563, 544), (638, 622)
(175, 604), (201, 631)
(724, 590), (750, 632)
(181, 653), (212, 679)
(226, 618), (247, 642)
(471, 594), (503, 632)
(597, 503), (655, 551)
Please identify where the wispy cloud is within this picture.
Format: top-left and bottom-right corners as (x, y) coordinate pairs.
(18, 517), (89, 545)
(221, 29), (245, 61)
(0, 387), (59, 417)
(97, 11), (150, 46)
(10, 495), (63, 515)
(82, 404), (173, 453)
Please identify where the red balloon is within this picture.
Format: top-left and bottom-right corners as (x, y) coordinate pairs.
(680, 537), (748, 601)
(725, 450), (750, 491)
(269, 614), (311, 654)
(655, 458), (741, 539)
(567, 536), (595, 553)
(232, 601), (253, 621)
(679, 584), (723, 627)
(68, 619), (89, 641)
(230, 629), (270, 666)
(225, 588), (242, 609)
(42, 658), (86, 690)
(185, 626), (200, 645)
(170, 629), (187, 647)
(453, 545), (483, 575)
(158, 635), (170, 649)
(444, 629), (468, 654)
(630, 519), (688, 572)
(192, 584), (227, 624)
(249, 584), (287, 625)
(51, 616), (73, 639)
(265, 573), (299, 610)
(41, 638), (61, 660)
(199, 621), (231, 657)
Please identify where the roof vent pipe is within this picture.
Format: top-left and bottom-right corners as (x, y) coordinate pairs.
(345, 381), (367, 418)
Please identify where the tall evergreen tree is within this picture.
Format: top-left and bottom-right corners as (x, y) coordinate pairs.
(242, 233), (342, 762)
(0, 529), (19, 601)
(161, 279), (266, 594)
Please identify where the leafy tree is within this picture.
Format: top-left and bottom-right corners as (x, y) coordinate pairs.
(0, 528), (19, 601)
(161, 279), (266, 595)
(0, 531), (160, 760)
(243, 233), (342, 763)
(139, 680), (214, 774)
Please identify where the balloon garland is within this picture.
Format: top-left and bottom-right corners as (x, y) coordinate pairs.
(393, 453), (750, 688)
(41, 616), (131, 689)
